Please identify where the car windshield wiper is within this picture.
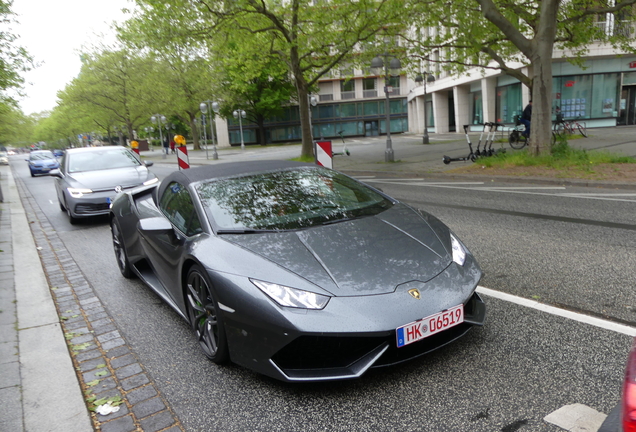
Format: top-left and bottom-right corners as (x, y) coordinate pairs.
(321, 216), (356, 226)
(216, 228), (282, 234)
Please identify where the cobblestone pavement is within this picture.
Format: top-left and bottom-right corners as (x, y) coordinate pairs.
(14, 172), (184, 432)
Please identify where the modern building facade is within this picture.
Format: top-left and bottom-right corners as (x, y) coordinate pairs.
(215, 23), (636, 147)
(408, 41), (636, 135)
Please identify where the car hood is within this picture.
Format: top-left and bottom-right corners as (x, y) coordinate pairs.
(224, 205), (453, 296)
(68, 166), (152, 190)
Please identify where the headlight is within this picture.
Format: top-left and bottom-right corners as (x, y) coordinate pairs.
(143, 177), (159, 186)
(450, 233), (466, 266)
(67, 188), (93, 198)
(251, 279), (330, 309)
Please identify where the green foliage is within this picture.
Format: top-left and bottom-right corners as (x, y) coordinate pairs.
(129, 0), (411, 155)
(479, 142), (635, 170)
(0, 0), (33, 99)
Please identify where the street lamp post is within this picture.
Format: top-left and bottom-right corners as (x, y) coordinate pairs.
(233, 109), (246, 150)
(414, 71), (436, 144)
(200, 101), (220, 160)
(144, 126), (155, 151)
(151, 114), (167, 159)
(200, 114), (208, 159)
(371, 52), (401, 162)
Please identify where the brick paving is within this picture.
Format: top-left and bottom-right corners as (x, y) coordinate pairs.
(14, 174), (184, 432)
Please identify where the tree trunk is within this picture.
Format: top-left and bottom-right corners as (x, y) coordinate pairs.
(189, 113), (200, 150)
(528, 0), (559, 156)
(295, 77), (313, 158)
(528, 58), (554, 156)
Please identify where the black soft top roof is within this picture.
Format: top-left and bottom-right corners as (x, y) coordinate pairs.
(158, 160), (317, 197)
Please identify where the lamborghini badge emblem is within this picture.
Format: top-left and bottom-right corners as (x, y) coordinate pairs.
(408, 288), (421, 300)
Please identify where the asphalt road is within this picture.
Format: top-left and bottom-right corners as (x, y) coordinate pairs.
(15, 157), (636, 432)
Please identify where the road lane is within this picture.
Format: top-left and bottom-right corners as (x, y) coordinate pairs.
(14, 163), (635, 431)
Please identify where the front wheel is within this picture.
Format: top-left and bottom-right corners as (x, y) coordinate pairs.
(65, 198), (78, 225)
(185, 266), (229, 364)
(111, 219), (133, 278)
(508, 130), (526, 149)
(577, 123), (587, 137)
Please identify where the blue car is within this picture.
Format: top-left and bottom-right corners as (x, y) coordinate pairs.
(26, 150), (59, 177)
(53, 149), (64, 157)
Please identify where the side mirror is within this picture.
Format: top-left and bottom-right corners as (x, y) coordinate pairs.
(138, 217), (173, 233)
(144, 161), (154, 167)
(49, 169), (62, 178)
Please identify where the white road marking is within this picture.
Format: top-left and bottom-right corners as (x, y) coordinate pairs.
(544, 403), (607, 432)
(477, 285), (636, 336)
(363, 179), (636, 202)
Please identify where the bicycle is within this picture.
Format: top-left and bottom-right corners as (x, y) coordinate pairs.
(553, 115), (587, 139)
(508, 115), (528, 149)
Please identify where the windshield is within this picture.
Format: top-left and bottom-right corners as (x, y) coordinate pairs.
(30, 151), (54, 160)
(197, 167), (393, 231)
(67, 148), (141, 173)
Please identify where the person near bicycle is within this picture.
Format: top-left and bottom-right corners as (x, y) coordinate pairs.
(520, 100), (532, 138)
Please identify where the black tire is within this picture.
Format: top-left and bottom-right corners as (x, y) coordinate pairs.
(65, 198), (78, 225)
(508, 130), (526, 149)
(111, 219), (133, 278)
(59, 201), (65, 211)
(577, 123), (587, 137)
(185, 266), (229, 364)
(30, 170), (34, 177)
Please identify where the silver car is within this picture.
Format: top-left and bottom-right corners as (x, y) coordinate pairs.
(52, 146), (157, 224)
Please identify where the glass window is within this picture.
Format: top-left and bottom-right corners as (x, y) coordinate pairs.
(318, 105), (334, 119)
(196, 167), (393, 231)
(363, 78), (376, 90)
(270, 126), (301, 141)
(471, 91), (483, 124)
(341, 80), (355, 92)
(160, 182), (203, 236)
(554, 74), (592, 119)
(338, 103), (356, 117)
(592, 73), (620, 118)
(495, 83), (522, 123)
(230, 128), (256, 144)
(363, 101), (379, 116)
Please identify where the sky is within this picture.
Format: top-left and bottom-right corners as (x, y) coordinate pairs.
(11, 0), (133, 115)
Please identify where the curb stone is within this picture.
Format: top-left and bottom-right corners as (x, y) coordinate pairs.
(13, 172), (184, 432)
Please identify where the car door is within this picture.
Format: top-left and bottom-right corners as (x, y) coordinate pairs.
(140, 181), (204, 302)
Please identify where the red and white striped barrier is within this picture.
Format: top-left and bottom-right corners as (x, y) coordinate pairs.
(177, 145), (189, 169)
(314, 140), (333, 169)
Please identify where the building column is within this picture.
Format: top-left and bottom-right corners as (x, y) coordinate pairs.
(432, 90), (449, 133)
(215, 117), (231, 148)
(481, 77), (497, 124)
(453, 85), (470, 131)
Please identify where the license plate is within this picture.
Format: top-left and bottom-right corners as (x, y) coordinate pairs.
(396, 304), (464, 348)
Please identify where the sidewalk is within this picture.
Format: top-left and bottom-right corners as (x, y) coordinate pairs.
(0, 165), (92, 431)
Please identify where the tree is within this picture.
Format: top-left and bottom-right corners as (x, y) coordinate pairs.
(0, 104), (35, 147)
(210, 31), (295, 145)
(117, 19), (221, 150)
(130, 0), (408, 158)
(0, 0), (33, 99)
(60, 48), (159, 141)
(404, 0), (636, 155)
